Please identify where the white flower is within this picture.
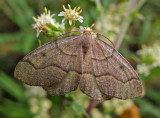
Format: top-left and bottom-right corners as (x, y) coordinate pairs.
(137, 63), (150, 76)
(29, 97), (51, 118)
(103, 98), (133, 116)
(25, 85), (46, 97)
(137, 43), (160, 67)
(58, 4), (83, 25)
(137, 44), (153, 56)
(33, 8), (60, 37)
(91, 108), (103, 118)
(33, 21), (43, 38)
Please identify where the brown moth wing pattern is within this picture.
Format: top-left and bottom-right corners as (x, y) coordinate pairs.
(43, 35), (83, 95)
(90, 38), (144, 100)
(79, 35), (107, 101)
(14, 35), (82, 96)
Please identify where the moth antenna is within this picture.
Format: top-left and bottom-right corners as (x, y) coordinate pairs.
(86, 25), (88, 29)
(90, 24), (95, 28)
(97, 33), (115, 48)
(53, 31), (82, 40)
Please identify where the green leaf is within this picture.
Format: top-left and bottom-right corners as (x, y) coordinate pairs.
(146, 89), (160, 104)
(139, 19), (151, 44)
(0, 71), (25, 102)
(1, 0), (34, 29)
(0, 100), (31, 118)
(65, 20), (75, 33)
(0, 31), (36, 54)
(72, 101), (89, 118)
(134, 98), (160, 118)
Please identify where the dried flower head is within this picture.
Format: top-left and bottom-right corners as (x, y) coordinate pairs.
(58, 4), (83, 25)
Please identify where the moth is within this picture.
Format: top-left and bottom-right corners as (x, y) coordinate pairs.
(14, 31), (144, 101)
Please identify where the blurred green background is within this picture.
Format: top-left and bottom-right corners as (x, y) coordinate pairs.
(0, 0), (160, 118)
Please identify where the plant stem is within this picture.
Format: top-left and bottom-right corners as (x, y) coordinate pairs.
(114, 0), (145, 50)
(114, 0), (137, 50)
(83, 100), (98, 118)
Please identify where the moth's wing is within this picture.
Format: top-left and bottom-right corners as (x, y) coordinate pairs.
(14, 35), (82, 95)
(79, 35), (107, 102)
(43, 70), (80, 95)
(90, 38), (144, 100)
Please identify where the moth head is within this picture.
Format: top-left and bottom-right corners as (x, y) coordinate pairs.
(80, 24), (97, 38)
